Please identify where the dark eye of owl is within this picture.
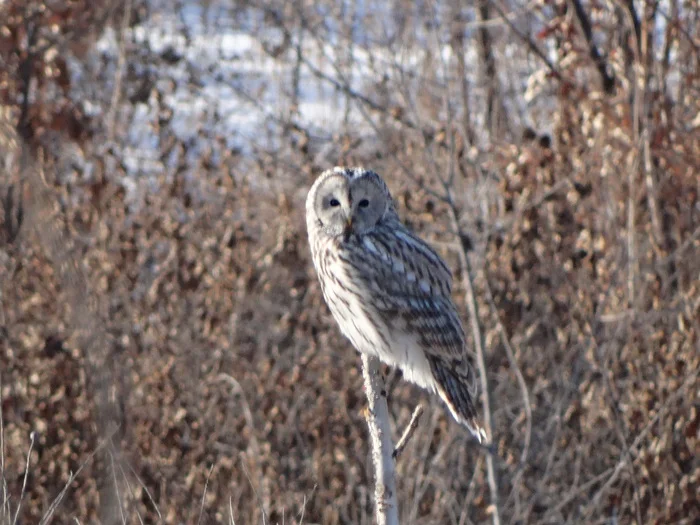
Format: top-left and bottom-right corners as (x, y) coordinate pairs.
(358, 199), (370, 208)
(329, 198), (340, 207)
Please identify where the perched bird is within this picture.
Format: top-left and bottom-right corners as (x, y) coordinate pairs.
(306, 166), (486, 442)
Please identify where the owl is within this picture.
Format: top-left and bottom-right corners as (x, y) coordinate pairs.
(306, 166), (486, 442)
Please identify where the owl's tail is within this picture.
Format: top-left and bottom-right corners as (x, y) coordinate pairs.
(442, 392), (487, 443)
(455, 413), (488, 444)
(429, 357), (488, 444)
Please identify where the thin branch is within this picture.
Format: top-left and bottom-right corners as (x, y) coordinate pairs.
(228, 496), (236, 525)
(627, 145), (641, 308)
(106, 0), (134, 142)
(240, 457), (268, 525)
(392, 404), (424, 460)
(643, 127), (664, 251)
(38, 470), (78, 525)
(197, 464), (215, 525)
(111, 449), (145, 525)
(416, 34), (501, 521)
(483, 280), (532, 468)
(488, 0), (559, 77)
(0, 372), (7, 525)
(582, 369), (699, 518)
(296, 484), (315, 525)
(39, 427), (119, 525)
(257, 5), (420, 132)
(621, 0), (642, 54)
(361, 354), (399, 525)
(450, 219), (501, 525)
(537, 466), (615, 523)
(108, 450), (127, 525)
(569, 0), (616, 93)
(11, 431), (35, 525)
(122, 458), (162, 521)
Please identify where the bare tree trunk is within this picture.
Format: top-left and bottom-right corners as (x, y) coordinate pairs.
(477, 0), (503, 141)
(449, 1), (476, 148)
(361, 354), (399, 525)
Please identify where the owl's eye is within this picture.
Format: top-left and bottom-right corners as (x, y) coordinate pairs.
(329, 198), (340, 207)
(358, 199), (370, 208)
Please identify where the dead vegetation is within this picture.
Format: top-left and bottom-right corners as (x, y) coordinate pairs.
(0, 0), (698, 523)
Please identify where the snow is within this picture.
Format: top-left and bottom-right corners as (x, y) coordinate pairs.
(83, 0), (551, 203)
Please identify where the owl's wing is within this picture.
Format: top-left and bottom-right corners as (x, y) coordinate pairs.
(343, 224), (461, 351)
(341, 224), (484, 440)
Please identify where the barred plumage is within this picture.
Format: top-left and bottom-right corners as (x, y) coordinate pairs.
(306, 166), (486, 442)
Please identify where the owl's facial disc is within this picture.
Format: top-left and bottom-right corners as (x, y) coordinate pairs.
(313, 173), (387, 239)
(314, 175), (352, 237)
(346, 177), (386, 237)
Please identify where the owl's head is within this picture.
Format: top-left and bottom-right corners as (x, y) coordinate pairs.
(306, 167), (395, 239)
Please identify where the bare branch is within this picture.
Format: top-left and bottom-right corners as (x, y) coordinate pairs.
(361, 355), (399, 525)
(483, 280), (532, 469)
(393, 404), (424, 460)
(39, 428), (119, 525)
(569, 0), (616, 93)
(197, 464), (215, 525)
(451, 220), (501, 525)
(11, 431), (34, 525)
(105, 0), (133, 142)
(488, 0), (559, 77)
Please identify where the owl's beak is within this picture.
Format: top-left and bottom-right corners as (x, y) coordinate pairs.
(343, 217), (353, 240)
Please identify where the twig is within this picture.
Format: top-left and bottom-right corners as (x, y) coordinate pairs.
(228, 496), (236, 525)
(626, 147), (640, 308)
(584, 314), (644, 524)
(361, 354), (399, 525)
(11, 431), (35, 525)
(451, 224), (501, 525)
(39, 427), (119, 525)
(0, 372), (8, 524)
(296, 484), (315, 524)
(622, 0), (642, 53)
(482, 278), (531, 522)
(197, 464), (215, 525)
(569, 0), (616, 93)
(583, 369), (699, 518)
(431, 114), (500, 523)
(392, 404), (424, 460)
(108, 450), (127, 525)
(537, 466), (615, 523)
(642, 128), (663, 248)
(112, 450), (145, 525)
(218, 372), (267, 515)
(106, 0), (134, 142)
(659, 224), (700, 265)
(240, 457), (268, 525)
(459, 454), (485, 525)
(122, 458), (162, 521)
(488, 0), (559, 77)
(39, 470), (76, 525)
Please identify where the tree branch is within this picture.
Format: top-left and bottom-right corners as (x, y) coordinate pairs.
(393, 404), (424, 460)
(452, 226), (501, 525)
(361, 354), (399, 525)
(488, 0), (559, 77)
(569, 0), (616, 93)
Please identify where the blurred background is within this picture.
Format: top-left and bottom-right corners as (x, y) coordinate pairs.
(0, 0), (698, 523)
